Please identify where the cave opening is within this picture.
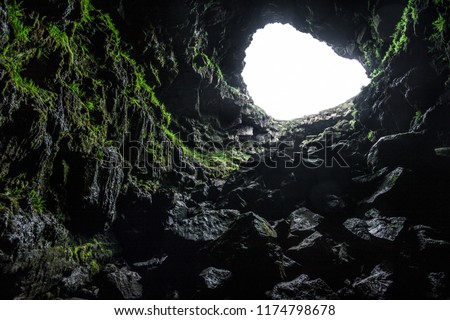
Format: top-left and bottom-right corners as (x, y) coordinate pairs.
(242, 23), (370, 120)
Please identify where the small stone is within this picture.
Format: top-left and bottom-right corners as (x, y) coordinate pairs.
(353, 263), (394, 299)
(199, 267), (232, 290)
(267, 274), (338, 300)
(288, 208), (323, 236)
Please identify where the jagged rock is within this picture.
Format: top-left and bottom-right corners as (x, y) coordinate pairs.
(287, 232), (329, 261)
(366, 215), (406, 241)
(198, 267), (232, 290)
(61, 267), (91, 296)
(280, 255), (304, 279)
(0, 205), (70, 298)
(132, 255), (168, 274)
(165, 208), (240, 243)
(64, 147), (124, 233)
(359, 167), (420, 212)
(413, 102), (450, 134)
(343, 210), (407, 242)
(343, 218), (372, 240)
(288, 207), (323, 236)
(221, 189), (248, 210)
(206, 212), (283, 297)
(353, 263), (394, 299)
(286, 231), (353, 278)
(352, 167), (390, 198)
(207, 212), (278, 258)
(98, 264), (143, 300)
(367, 132), (435, 172)
(267, 274), (338, 300)
(410, 225), (450, 267)
(353, 167), (390, 185)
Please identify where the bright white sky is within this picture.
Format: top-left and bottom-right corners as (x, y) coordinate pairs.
(242, 23), (370, 120)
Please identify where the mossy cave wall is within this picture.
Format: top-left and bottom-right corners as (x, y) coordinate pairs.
(0, 0), (449, 299)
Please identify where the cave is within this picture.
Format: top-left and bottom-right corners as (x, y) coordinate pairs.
(0, 0), (449, 300)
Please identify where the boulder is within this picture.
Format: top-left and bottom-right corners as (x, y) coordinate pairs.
(61, 267), (91, 297)
(288, 207), (324, 236)
(287, 232), (330, 262)
(410, 225), (450, 267)
(198, 267), (232, 290)
(98, 264), (143, 299)
(267, 274), (338, 300)
(165, 208), (240, 243)
(359, 167), (420, 213)
(343, 218), (371, 241)
(353, 263), (394, 299)
(343, 210), (407, 242)
(206, 212), (284, 297)
(286, 231), (353, 280)
(367, 132), (435, 172)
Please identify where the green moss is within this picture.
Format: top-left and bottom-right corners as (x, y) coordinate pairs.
(1, 45), (56, 105)
(192, 51), (225, 84)
(67, 240), (112, 274)
(149, 63), (161, 86)
(96, 149), (105, 159)
(29, 189), (45, 213)
(162, 126), (247, 177)
(361, 0), (423, 74)
(5, 0), (32, 43)
(414, 110), (423, 119)
(411, 110), (423, 127)
(48, 23), (75, 64)
(429, 14), (447, 56)
(433, 15), (445, 33)
(4, 174), (28, 199)
(80, 0), (94, 24)
(0, 175), (48, 212)
(137, 179), (161, 193)
(428, 1), (449, 85)
(370, 67), (384, 79)
(110, 49), (171, 127)
(98, 12), (121, 57)
(381, 0), (418, 64)
(65, 82), (83, 97)
(367, 130), (376, 142)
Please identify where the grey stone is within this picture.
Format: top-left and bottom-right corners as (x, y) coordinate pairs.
(268, 274), (338, 300)
(199, 267), (232, 290)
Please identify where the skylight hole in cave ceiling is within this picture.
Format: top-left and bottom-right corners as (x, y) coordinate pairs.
(242, 23), (370, 120)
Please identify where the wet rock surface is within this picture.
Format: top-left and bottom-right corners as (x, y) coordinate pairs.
(0, 0), (449, 299)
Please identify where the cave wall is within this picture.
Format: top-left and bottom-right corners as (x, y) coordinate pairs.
(0, 0), (449, 299)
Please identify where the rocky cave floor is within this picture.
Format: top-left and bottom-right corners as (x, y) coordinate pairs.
(1, 0), (450, 299)
(112, 101), (450, 300)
